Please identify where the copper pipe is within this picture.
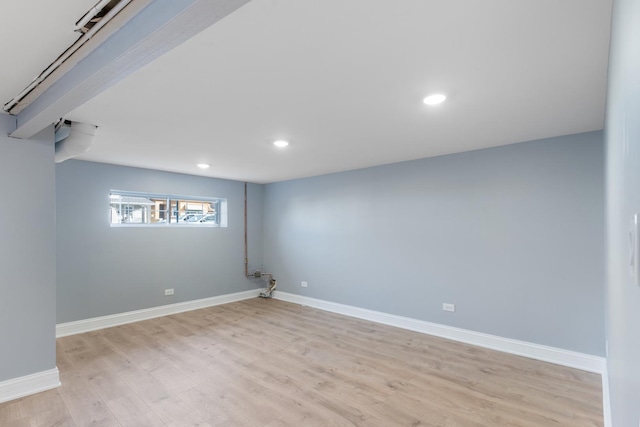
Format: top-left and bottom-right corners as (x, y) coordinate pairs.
(245, 182), (275, 291)
(244, 182), (249, 277)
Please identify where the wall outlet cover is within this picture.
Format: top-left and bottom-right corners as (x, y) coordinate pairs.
(443, 303), (455, 312)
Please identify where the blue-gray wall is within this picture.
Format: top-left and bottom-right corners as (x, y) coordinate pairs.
(263, 132), (605, 356)
(56, 160), (264, 323)
(0, 117), (56, 382)
(605, 0), (640, 423)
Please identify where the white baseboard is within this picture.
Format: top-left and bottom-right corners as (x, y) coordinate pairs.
(56, 289), (261, 338)
(0, 368), (60, 404)
(273, 292), (606, 374)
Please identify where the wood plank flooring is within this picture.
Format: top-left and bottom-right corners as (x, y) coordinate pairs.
(0, 298), (603, 426)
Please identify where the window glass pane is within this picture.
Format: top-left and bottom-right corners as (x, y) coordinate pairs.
(150, 198), (168, 223)
(110, 195), (153, 224)
(175, 199), (219, 225)
(169, 200), (179, 223)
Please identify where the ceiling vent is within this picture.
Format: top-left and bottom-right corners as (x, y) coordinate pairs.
(55, 121), (98, 163)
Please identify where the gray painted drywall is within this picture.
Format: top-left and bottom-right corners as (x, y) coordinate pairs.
(56, 160), (264, 323)
(0, 118), (56, 382)
(263, 132), (605, 356)
(605, 0), (640, 423)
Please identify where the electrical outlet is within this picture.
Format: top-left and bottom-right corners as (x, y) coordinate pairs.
(165, 288), (174, 296)
(443, 303), (455, 312)
(301, 281), (308, 288)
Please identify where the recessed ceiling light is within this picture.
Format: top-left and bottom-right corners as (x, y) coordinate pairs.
(423, 94), (447, 105)
(197, 163), (210, 169)
(273, 140), (289, 148)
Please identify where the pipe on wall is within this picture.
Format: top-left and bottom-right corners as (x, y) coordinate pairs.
(244, 182), (276, 297)
(244, 181), (249, 277)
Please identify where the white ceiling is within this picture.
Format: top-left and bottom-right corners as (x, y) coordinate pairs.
(2, 0), (612, 183)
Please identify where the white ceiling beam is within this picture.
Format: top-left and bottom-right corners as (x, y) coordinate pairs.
(10, 0), (252, 139)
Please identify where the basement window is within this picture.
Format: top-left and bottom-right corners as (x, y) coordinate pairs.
(109, 191), (227, 227)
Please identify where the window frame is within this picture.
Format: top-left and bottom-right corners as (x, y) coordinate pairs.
(109, 190), (227, 227)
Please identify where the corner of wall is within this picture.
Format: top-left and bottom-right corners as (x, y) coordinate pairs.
(0, 369), (60, 404)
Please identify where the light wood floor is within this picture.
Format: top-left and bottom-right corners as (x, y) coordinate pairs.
(0, 298), (603, 426)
